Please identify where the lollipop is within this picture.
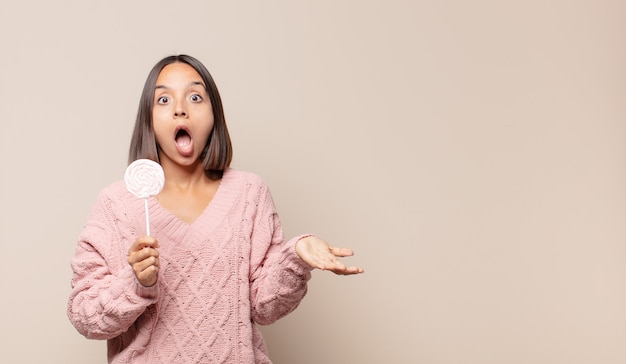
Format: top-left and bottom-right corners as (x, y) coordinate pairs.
(124, 159), (165, 236)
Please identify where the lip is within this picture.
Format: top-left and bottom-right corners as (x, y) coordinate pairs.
(174, 124), (191, 137)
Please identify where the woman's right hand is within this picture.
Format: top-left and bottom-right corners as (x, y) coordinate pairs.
(127, 236), (160, 287)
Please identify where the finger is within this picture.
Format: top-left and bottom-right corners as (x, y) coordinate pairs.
(136, 265), (159, 287)
(330, 265), (365, 275)
(132, 256), (160, 274)
(133, 241), (160, 252)
(329, 246), (354, 257)
(130, 237), (160, 252)
(325, 259), (346, 272)
(128, 247), (159, 265)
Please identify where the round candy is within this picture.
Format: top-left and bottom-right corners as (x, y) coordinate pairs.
(124, 159), (165, 199)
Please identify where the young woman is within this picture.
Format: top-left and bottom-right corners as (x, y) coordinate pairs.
(67, 54), (363, 363)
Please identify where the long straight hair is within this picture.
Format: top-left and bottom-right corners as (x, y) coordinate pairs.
(128, 54), (233, 179)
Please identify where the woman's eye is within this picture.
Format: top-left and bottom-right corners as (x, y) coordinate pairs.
(190, 94), (203, 102)
(157, 96), (169, 104)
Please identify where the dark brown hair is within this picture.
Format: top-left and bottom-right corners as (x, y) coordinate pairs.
(128, 54), (233, 179)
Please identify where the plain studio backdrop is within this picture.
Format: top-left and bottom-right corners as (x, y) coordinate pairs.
(1, 1), (625, 363)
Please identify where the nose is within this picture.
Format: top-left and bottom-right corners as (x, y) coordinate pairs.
(174, 99), (187, 117)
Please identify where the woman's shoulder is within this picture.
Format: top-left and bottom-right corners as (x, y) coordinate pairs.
(82, 180), (137, 223)
(220, 168), (275, 201)
(90, 180), (135, 206)
(223, 168), (267, 187)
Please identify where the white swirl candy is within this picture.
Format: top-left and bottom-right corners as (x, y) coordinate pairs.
(124, 159), (165, 199)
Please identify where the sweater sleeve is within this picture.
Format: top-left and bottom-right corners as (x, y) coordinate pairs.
(248, 181), (314, 325)
(67, 190), (158, 340)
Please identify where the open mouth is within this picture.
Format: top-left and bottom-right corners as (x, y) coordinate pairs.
(175, 127), (191, 146)
(174, 126), (193, 155)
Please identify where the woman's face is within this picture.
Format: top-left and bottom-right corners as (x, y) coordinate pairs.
(152, 62), (214, 169)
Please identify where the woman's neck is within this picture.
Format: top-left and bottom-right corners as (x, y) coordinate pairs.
(161, 159), (209, 192)
(156, 159), (221, 224)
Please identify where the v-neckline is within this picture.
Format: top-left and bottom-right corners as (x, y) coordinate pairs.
(156, 180), (221, 226)
(147, 168), (240, 243)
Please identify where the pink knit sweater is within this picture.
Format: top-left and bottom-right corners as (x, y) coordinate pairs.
(68, 168), (313, 363)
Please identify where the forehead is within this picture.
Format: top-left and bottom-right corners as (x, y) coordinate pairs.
(156, 62), (203, 86)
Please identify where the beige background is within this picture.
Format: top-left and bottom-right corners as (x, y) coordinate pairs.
(1, 1), (625, 363)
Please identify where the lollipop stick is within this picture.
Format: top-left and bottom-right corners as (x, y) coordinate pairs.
(144, 198), (150, 236)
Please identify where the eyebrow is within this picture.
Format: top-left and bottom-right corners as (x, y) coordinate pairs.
(154, 81), (206, 90)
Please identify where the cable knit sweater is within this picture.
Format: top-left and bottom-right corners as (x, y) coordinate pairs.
(68, 168), (313, 363)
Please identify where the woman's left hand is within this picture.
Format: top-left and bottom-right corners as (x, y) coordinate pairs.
(296, 236), (365, 275)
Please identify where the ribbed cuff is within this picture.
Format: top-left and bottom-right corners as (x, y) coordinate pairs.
(135, 281), (159, 299)
(284, 234), (316, 275)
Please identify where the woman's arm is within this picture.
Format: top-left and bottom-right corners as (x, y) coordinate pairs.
(247, 182), (314, 325)
(67, 193), (157, 340)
